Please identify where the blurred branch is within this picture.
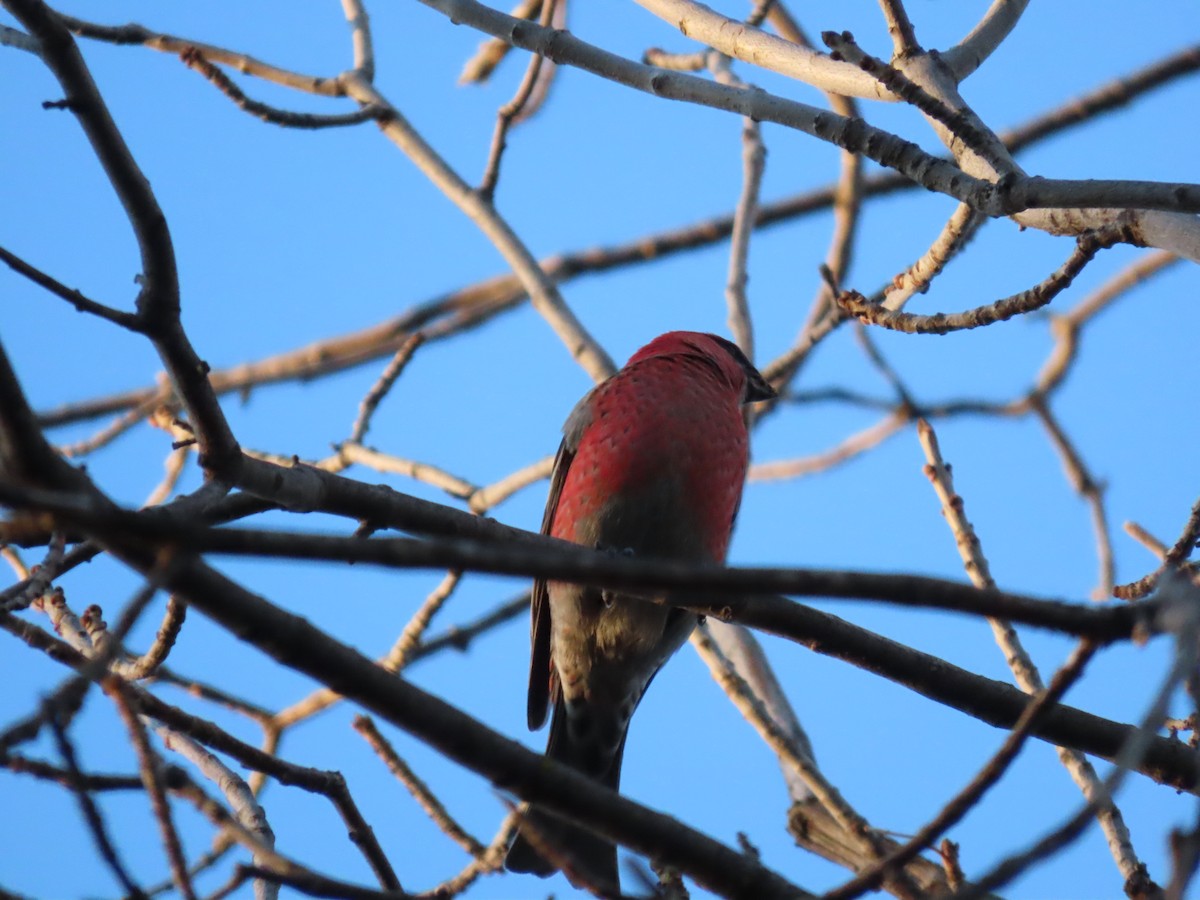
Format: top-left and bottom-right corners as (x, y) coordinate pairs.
(1003, 45), (1200, 154)
(750, 411), (907, 481)
(459, 0), (541, 84)
(108, 680), (196, 900)
(0, 752), (140, 790)
(709, 54), (765, 362)
(1115, 495), (1200, 601)
(46, 694), (147, 899)
(771, 0), (867, 379)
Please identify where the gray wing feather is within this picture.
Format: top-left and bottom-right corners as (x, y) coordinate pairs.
(526, 393), (594, 730)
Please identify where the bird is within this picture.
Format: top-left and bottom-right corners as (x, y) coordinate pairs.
(505, 330), (775, 891)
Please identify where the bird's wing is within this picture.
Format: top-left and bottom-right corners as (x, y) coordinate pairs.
(527, 394), (592, 730)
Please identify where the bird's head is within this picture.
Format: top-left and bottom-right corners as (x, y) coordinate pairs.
(626, 331), (776, 404)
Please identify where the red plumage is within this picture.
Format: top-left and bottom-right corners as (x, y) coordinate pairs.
(505, 331), (774, 891)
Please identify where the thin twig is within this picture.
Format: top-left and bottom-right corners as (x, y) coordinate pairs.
(179, 47), (385, 128)
(838, 226), (1129, 334)
(0, 243), (139, 329)
(408, 592), (529, 663)
(61, 14), (343, 96)
(337, 70), (617, 384)
(348, 333), (425, 444)
(273, 571), (462, 728)
(413, 812), (518, 899)
(353, 716), (486, 857)
(709, 53), (765, 362)
(0, 752), (141, 790)
(1029, 397), (1116, 598)
(750, 411), (907, 481)
(337, 443), (477, 498)
(479, 0), (560, 199)
(467, 455), (553, 513)
(125, 595), (188, 679)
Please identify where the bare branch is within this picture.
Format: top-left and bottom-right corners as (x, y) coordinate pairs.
(955, 594), (1196, 898)
(60, 14), (343, 96)
(337, 71), (617, 383)
(478, 0), (561, 200)
(692, 625), (927, 898)
(179, 48), (385, 129)
(341, 0), (375, 82)
(354, 716), (486, 858)
(631, 0), (891, 99)
(708, 54), (765, 361)
(0, 243), (138, 328)
(877, 0), (921, 58)
(458, 0), (541, 84)
(838, 226), (1128, 333)
(348, 333), (426, 445)
(751, 411), (907, 481)
(942, 0), (1031, 80)
(826, 640), (1099, 900)
(918, 419), (1152, 891)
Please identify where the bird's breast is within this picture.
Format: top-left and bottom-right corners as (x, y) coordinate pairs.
(551, 361), (749, 562)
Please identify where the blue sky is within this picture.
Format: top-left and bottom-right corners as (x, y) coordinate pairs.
(2, 2), (1198, 898)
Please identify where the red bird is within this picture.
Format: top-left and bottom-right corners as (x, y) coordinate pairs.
(505, 331), (775, 889)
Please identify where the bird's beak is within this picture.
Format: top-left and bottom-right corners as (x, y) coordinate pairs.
(745, 374), (777, 403)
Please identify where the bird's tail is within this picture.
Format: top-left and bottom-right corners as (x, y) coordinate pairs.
(505, 696), (628, 892)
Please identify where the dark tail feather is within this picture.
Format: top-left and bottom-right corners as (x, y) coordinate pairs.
(505, 697), (628, 892)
